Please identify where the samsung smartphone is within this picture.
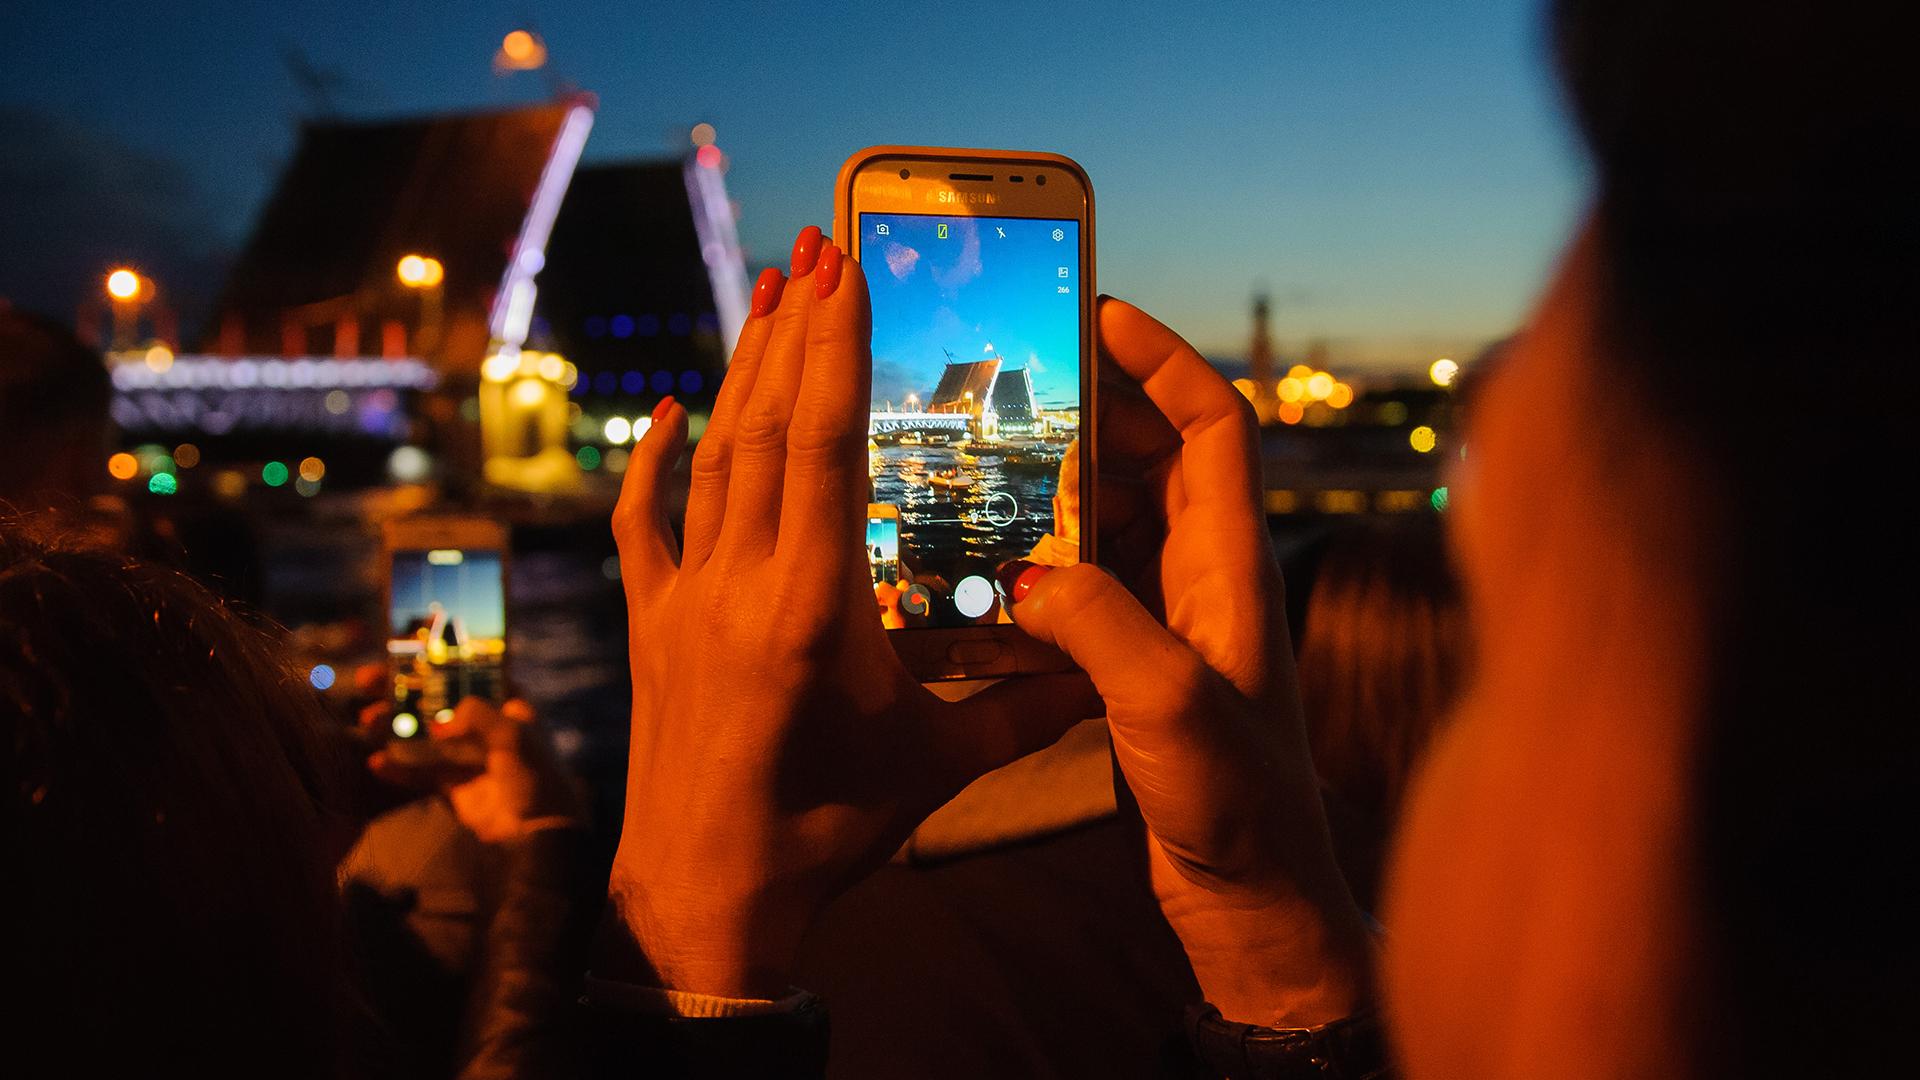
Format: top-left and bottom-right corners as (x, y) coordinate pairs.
(837, 146), (1096, 680)
(382, 517), (510, 741)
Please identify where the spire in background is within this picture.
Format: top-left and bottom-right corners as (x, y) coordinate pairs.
(1249, 291), (1274, 387)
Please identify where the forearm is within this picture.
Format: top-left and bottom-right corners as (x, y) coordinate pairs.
(456, 825), (593, 1080)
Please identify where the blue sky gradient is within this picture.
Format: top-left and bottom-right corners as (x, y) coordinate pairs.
(862, 214), (1081, 411)
(1, 1), (1585, 369)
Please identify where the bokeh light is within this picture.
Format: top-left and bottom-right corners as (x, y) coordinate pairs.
(1431, 486), (1450, 512)
(1276, 377), (1304, 403)
(1278, 401), (1305, 425)
(1231, 378), (1258, 403)
(690, 122), (716, 147)
(294, 477), (322, 498)
(388, 445), (432, 483)
(262, 460), (290, 486)
(696, 144), (723, 170)
(144, 344), (174, 373)
(1327, 383), (1354, 409)
(498, 29), (547, 69)
(309, 664), (336, 691)
(1306, 372), (1334, 401)
(1429, 358), (1459, 387)
(391, 712), (420, 739)
(213, 469), (248, 499)
(172, 443), (200, 469)
(576, 445), (602, 470)
(147, 472), (177, 495)
(512, 378), (547, 407)
(324, 389), (352, 414)
(298, 456), (325, 482)
(107, 452), (138, 481)
(604, 416), (632, 443)
(605, 447), (630, 473)
(106, 268), (140, 300)
(1287, 364), (1313, 381)
(1409, 425), (1438, 453)
(395, 254), (444, 288)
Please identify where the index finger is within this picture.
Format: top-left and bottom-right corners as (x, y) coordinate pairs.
(1096, 296), (1262, 508)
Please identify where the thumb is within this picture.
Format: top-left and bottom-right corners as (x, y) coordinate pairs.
(1007, 562), (1206, 719)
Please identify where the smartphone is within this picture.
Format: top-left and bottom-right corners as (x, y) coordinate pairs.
(867, 503), (901, 586)
(836, 146), (1096, 680)
(382, 516), (510, 740)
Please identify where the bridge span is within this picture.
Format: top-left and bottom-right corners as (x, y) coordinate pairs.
(869, 411), (972, 436)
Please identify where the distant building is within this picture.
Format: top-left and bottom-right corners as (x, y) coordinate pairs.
(116, 96), (747, 493)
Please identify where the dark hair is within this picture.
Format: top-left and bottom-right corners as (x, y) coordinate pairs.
(1554, 2), (1916, 1075)
(1297, 518), (1467, 912)
(1, 515), (357, 1077)
(0, 307), (111, 503)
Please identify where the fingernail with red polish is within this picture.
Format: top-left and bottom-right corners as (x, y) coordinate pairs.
(995, 559), (1052, 604)
(751, 266), (786, 317)
(814, 243), (844, 300)
(790, 225), (823, 277)
(651, 395), (675, 423)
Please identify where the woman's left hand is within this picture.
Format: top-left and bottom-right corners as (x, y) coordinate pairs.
(602, 227), (1092, 998)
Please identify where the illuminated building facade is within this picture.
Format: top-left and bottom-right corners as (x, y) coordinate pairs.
(121, 98), (747, 494)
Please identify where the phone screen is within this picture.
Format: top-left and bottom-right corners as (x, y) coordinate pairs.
(867, 512), (900, 585)
(387, 547), (507, 732)
(860, 212), (1083, 629)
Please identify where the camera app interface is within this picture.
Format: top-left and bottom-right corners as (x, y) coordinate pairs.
(388, 549), (507, 731)
(861, 212), (1082, 629)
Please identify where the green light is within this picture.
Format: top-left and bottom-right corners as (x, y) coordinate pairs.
(148, 472), (178, 495)
(576, 445), (602, 470)
(1431, 486), (1449, 512)
(151, 454), (175, 475)
(262, 461), (289, 487)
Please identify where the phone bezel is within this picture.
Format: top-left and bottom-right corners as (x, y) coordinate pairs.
(380, 515), (513, 724)
(835, 145), (1097, 681)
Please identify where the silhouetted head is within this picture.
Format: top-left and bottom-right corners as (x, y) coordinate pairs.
(1386, 4), (1916, 1079)
(1, 514), (357, 1077)
(1297, 517), (1465, 912)
(0, 307), (111, 510)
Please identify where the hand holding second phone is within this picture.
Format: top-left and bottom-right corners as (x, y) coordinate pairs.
(604, 227), (1088, 998)
(365, 696), (584, 844)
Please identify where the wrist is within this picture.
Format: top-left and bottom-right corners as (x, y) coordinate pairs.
(602, 862), (808, 1000)
(1159, 874), (1376, 1028)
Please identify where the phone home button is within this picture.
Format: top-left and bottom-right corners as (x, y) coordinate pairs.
(946, 640), (1004, 666)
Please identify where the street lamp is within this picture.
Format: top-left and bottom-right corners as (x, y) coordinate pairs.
(104, 268), (149, 350)
(395, 254), (445, 355)
(396, 254), (444, 289)
(106, 268), (141, 301)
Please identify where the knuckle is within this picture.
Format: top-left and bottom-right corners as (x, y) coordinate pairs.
(732, 403), (790, 454)
(784, 422), (864, 466)
(689, 434), (731, 480)
(1046, 562), (1115, 613)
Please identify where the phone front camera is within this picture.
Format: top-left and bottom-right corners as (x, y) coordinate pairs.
(1036, 174), (1047, 186)
(899, 168), (910, 179)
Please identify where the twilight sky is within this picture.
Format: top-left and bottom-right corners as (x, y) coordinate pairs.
(1, 1), (1586, 370)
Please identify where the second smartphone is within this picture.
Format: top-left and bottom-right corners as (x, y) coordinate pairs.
(835, 146), (1096, 681)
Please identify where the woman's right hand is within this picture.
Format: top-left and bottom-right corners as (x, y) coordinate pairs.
(1007, 298), (1375, 1027)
